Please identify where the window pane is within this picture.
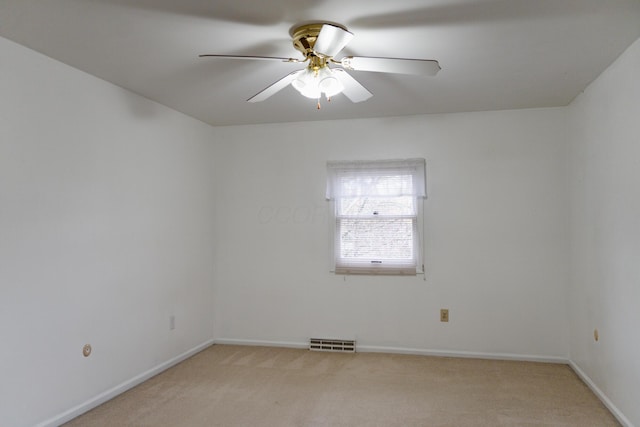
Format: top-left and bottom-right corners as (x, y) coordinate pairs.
(338, 218), (415, 261)
(338, 196), (415, 216)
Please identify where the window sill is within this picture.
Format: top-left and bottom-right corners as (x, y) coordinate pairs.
(334, 267), (417, 276)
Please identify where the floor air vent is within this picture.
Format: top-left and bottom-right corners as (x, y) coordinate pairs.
(309, 338), (356, 353)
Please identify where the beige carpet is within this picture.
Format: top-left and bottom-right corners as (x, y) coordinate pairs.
(64, 345), (619, 426)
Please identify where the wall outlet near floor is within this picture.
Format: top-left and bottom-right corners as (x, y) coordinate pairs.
(170, 315), (176, 330)
(440, 309), (449, 322)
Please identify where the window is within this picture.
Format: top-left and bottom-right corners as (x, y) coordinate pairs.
(326, 159), (426, 275)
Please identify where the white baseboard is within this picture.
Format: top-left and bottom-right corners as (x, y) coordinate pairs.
(214, 338), (308, 349)
(568, 360), (633, 427)
(37, 339), (215, 427)
(357, 345), (568, 364)
(214, 338), (568, 364)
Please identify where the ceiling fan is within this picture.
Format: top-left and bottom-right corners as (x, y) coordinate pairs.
(200, 22), (441, 108)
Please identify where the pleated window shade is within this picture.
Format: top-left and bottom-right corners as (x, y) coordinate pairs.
(326, 159), (426, 275)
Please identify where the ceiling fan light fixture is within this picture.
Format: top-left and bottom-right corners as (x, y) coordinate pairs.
(291, 66), (344, 100)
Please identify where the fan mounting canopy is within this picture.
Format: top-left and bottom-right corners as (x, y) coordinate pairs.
(291, 22), (350, 57)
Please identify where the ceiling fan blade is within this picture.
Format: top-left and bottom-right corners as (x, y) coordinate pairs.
(341, 56), (441, 76)
(199, 54), (301, 63)
(247, 70), (303, 103)
(333, 69), (372, 103)
(314, 24), (354, 57)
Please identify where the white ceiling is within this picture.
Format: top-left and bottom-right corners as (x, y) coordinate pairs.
(2, 0), (639, 126)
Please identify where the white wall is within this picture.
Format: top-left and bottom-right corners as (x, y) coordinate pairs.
(568, 37), (640, 426)
(213, 107), (570, 359)
(7, 27), (638, 427)
(0, 37), (217, 426)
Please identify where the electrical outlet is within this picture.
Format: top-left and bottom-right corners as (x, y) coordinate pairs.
(170, 315), (175, 330)
(440, 309), (449, 322)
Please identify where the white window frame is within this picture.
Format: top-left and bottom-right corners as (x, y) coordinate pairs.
(326, 159), (427, 275)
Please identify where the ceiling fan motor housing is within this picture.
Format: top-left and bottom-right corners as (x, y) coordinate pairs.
(292, 22), (351, 59)
(293, 23), (336, 72)
(292, 23), (326, 56)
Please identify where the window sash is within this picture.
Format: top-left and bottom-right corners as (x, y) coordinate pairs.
(334, 214), (419, 275)
(337, 195), (417, 217)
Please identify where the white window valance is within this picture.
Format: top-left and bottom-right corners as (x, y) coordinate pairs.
(326, 158), (427, 200)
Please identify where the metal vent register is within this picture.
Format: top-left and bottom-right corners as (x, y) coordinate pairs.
(309, 338), (356, 353)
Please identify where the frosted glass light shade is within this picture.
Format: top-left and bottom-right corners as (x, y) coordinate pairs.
(291, 66), (344, 99)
